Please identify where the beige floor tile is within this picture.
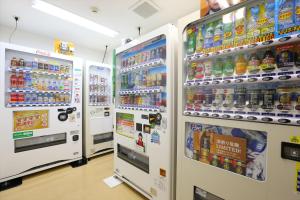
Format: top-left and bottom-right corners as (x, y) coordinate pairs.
(0, 153), (147, 200)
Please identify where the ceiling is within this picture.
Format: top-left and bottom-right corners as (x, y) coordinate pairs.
(0, 0), (199, 51)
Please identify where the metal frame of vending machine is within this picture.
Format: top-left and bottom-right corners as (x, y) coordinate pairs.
(0, 42), (84, 190)
(83, 61), (113, 159)
(114, 24), (177, 200)
(177, 1), (300, 199)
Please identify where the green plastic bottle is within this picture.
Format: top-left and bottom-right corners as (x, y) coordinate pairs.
(187, 26), (196, 54)
(223, 56), (234, 76)
(213, 58), (223, 77)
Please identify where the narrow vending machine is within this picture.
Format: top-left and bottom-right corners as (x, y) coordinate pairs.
(114, 24), (177, 200)
(177, 0), (300, 200)
(83, 61), (113, 159)
(0, 42), (83, 190)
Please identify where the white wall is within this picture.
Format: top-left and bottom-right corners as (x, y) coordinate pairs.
(0, 25), (113, 64)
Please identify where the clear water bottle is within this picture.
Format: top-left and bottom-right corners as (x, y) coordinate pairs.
(24, 73), (32, 90)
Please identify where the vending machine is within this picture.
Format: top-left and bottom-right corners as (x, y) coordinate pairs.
(114, 24), (177, 200)
(177, 0), (300, 200)
(83, 61), (113, 159)
(0, 42), (83, 190)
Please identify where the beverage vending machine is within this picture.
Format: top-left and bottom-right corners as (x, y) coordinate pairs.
(114, 24), (177, 200)
(0, 42), (83, 190)
(177, 0), (300, 200)
(83, 61), (113, 159)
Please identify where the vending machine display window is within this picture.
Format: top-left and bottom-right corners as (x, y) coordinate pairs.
(88, 65), (111, 106)
(5, 49), (73, 107)
(116, 35), (167, 112)
(182, 1), (300, 126)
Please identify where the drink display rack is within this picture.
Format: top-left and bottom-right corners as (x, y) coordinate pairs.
(116, 35), (167, 112)
(183, 32), (300, 126)
(88, 70), (111, 106)
(6, 50), (73, 107)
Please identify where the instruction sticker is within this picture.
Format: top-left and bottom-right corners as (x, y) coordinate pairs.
(151, 131), (160, 144)
(13, 131), (33, 139)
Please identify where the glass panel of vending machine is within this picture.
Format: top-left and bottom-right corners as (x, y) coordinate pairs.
(183, 3), (300, 125)
(6, 49), (73, 107)
(176, 0), (300, 200)
(116, 35), (167, 111)
(88, 65), (111, 106)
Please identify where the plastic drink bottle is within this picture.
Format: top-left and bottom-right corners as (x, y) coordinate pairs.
(17, 72), (25, 89)
(24, 73), (32, 90)
(10, 72), (18, 88)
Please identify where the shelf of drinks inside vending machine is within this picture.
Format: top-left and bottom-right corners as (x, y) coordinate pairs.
(118, 105), (161, 112)
(120, 58), (165, 73)
(185, 33), (300, 62)
(7, 103), (70, 107)
(119, 86), (163, 95)
(89, 103), (110, 106)
(89, 92), (110, 96)
(184, 71), (300, 87)
(7, 89), (71, 94)
(8, 67), (71, 78)
(183, 110), (300, 126)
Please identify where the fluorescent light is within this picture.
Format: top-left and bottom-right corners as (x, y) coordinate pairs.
(32, 0), (118, 38)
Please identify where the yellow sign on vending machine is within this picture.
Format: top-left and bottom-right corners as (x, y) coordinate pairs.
(13, 110), (49, 132)
(54, 39), (75, 56)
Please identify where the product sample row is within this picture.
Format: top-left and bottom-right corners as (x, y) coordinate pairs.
(120, 67), (166, 90)
(186, 45), (300, 81)
(10, 57), (72, 74)
(9, 92), (71, 105)
(121, 45), (166, 68)
(119, 93), (167, 108)
(186, 0), (300, 54)
(185, 84), (300, 112)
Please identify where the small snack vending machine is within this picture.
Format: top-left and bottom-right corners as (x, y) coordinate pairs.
(83, 61), (113, 159)
(177, 0), (300, 200)
(114, 24), (177, 200)
(0, 42), (83, 190)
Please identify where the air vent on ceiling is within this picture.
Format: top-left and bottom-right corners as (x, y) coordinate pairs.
(130, 0), (159, 19)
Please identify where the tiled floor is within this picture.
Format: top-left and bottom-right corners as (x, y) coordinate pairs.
(0, 153), (147, 200)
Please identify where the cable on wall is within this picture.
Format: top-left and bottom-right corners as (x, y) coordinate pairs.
(138, 26), (141, 37)
(102, 45), (108, 63)
(9, 16), (19, 43)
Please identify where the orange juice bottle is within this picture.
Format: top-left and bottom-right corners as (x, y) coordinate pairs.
(235, 54), (247, 75)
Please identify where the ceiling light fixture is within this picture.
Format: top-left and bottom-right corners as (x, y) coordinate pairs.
(32, 0), (118, 38)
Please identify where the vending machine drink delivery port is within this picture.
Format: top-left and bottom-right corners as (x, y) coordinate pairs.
(0, 42), (83, 190)
(114, 24), (177, 200)
(83, 61), (113, 159)
(176, 0), (300, 199)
